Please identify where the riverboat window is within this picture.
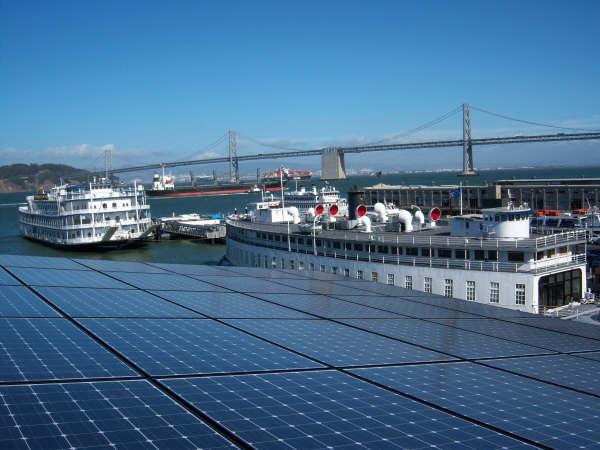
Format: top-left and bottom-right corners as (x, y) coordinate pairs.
(297, 238), (304, 245)
(547, 248), (556, 258)
(290, 237), (296, 244)
(488, 250), (498, 260)
(490, 282), (500, 303)
(271, 257), (277, 268)
(455, 249), (466, 259)
(368, 244), (376, 252)
(275, 235), (281, 241)
(316, 239), (321, 246)
(466, 281), (476, 301)
(356, 270), (364, 280)
(421, 248), (431, 257)
(332, 242), (341, 249)
(559, 246), (568, 254)
(371, 272), (378, 282)
(309, 263), (315, 271)
(332, 267), (338, 274)
(354, 243), (363, 251)
(378, 246), (388, 254)
(424, 277), (432, 293)
(444, 279), (453, 298)
(438, 248), (451, 258)
(320, 264), (326, 272)
(406, 247), (418, 256)
(405, 275), (413, 290)
(474, 250), (485, 261)
(508, 251), (524, 262)
(280, 258), (285, 269)
(298, 261), (304, 270)
(102, 203), (107, 208)
(344, 268), (350, 277)
(515, 284), (526, 305)
(112, 202), (117, 208)
(289, 260), (295, 270)
(536, 251), (544, 260)
(345, 242), (352, 250)
(387, 273), (394, 285)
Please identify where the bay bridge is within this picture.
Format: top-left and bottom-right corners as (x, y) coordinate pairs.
(108, 104), (600, 180)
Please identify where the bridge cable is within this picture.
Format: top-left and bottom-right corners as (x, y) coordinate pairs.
(174, 133), (228, 162)
(470, 105), (600, 132)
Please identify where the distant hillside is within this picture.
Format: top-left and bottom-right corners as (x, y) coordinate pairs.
(0, 164), (93, 193)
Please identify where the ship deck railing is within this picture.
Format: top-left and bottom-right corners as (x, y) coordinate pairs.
(227, 219), (588, 251)
(229, 232), (586, 274)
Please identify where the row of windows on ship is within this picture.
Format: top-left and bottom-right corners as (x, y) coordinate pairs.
(23, 224), (146, 240)
(242, 250), (528, 305)
(22, 211), (150, 227)
(33, 199), (142, 213)
(231, 230), (572, 262)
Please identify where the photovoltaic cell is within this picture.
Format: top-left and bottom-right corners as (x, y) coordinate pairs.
(430, 318), (600, 352)
(0, 318), (135, 382)
(5, 267), (131, 289)
(0, 380), (233, 449)
(34, 287), (199, 318)
(481, 354), (600, 396)
(507, 317), (600, 341)
(147, 262), (235, 277)
(225, 319), (453, 366)
(193, 275), (310, 294)
(0, 267), (20, 286)
(164, 371), (528, 449)
(106, 271), (226, 291)
(352, 362), (600, 448)
(74, 258), (169, 274)
(331, 294), (481, 319)
(0, 285), (60, 317)
(0, 254), (86, 270)
(255, 293), (401, 318)
(340, 318), (550, 359)
(154, 291), (312, 318)
(78, 318), (322, 375)
(219, 266), (308, 279)
(273, 278), (384, 296)
(574, 351), (600, 363)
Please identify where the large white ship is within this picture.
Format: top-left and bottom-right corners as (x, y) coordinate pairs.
(19, 179), (153, 249)
(226, 190), (588, 314)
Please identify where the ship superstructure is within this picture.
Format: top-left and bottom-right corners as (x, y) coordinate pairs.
(226, 192), (587, 314)
(19, 179), (153, 248)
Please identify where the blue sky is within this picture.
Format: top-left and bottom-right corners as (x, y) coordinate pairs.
(1, 0), (599, 175)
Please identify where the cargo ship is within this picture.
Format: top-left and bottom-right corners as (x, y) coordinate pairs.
(261, 167), (312, 182)
(146, 173), (283, 198)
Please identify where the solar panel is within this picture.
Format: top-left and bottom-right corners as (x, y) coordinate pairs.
(163, 371), (527, 449)
(0, 380), (233, 449)
(273, 278), (392, 297)
(34, 287), (199, 318)
(574, 351), (600, 362)
(0, 267), (20, 286)
(0, 254), (86, 270)
(431, 317), (600, 352)
(106, 272), (226, 292)
(147, 262), (235, 276)
(225, 319), (453, 366)
(78, 318), (322, 375)
(481, 354), (600, 396)
(507, 317), (600, 340)
(218, 266), (308, 279)
(154, 290), (312, 318)
(254, 293), (402, 318)
(0, 318), (136, 382)
(339, 318), (551, 359)
(352, 362), (600, 448)
(192, 275), (310, 294)
(74, 258), (169, 273)
(331, 293), (481, 319)
(0, 286), (60, 317)
(5, 267), (132, 289)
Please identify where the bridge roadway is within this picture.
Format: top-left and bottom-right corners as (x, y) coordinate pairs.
(109, 131), (600, 174)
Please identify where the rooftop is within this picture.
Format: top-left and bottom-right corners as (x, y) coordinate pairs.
(0, 254), (599, 448)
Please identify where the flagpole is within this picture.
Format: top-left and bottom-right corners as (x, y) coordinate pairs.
(459, 181), (463, 215)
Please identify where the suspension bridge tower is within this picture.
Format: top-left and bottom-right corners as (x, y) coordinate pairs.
(228, 130), (239, 183)
(459, 103), (477, 176)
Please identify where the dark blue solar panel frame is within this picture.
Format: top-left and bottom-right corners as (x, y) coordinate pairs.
(255, 292), (401, 318)
(154, 290), (312, 318)
(106, 271), (227, 291)
(0, 285), (60, 317)
(352, 362), (600, 448)
(431, 318), (600, 352)
(191, 275), (310, 294)
(74, 258), (169, 274)
(164, 371), (528, 449)
(508, 317), (600, 340)
(34, 287), (200, 318)
(225, 319), (453, 366)
(481, 354), (600, 396)
(78, 318), (322, 375)
(0, 267), (20, 286)
(0, 254), (86, 270)
(5, 267), (132, 289)
(0, 380), (233, 449)
(0, 318), (136, 382)
(340, 318), (550, 359)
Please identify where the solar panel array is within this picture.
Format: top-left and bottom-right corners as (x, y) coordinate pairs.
(0, 254), (599, 449)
